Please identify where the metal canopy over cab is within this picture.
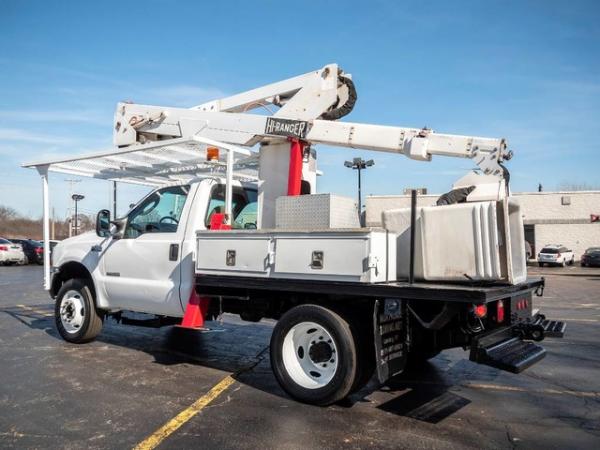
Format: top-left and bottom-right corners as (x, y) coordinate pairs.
(22, 135), (259, 188)
(22, 135), (257, 289)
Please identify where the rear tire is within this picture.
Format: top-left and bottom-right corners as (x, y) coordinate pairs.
(538, 262), (544, 267)
(55, 278), (103, 343)
(348, 317), (375, 395)
(270, 304), (359, 406)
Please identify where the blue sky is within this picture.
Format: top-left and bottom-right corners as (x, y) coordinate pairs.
(1, 0), (599, 218)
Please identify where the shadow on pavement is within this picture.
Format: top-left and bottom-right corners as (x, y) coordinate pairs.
(3, 304), (473, 422)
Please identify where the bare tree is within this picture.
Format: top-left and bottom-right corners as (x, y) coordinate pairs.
(0, 205), (94, 240)
(0, 206), (19, 221)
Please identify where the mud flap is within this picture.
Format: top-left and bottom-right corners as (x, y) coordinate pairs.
(373, 298), (408, 384)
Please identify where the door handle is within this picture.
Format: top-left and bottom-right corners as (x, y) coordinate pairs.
(169, 244), (179, 261)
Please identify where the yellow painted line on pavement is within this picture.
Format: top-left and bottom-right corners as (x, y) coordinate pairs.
(16, 304), (53, 318)
(465, 383), (599, 398)
(133, 375), (236, 450)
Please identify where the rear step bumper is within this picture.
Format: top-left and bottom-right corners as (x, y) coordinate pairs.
(537, 317), (567, 338)
(473, 337), (546, 373)
(470, 316), (566, 374)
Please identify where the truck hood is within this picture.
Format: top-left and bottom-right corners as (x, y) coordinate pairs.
(51, 231), (104, 269)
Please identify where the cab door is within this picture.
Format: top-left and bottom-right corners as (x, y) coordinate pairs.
(100, 184), (194, 316)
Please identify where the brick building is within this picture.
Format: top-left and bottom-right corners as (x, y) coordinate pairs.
(366, 191), (600, 260)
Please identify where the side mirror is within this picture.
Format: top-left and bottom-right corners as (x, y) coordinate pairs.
(96, 209), (111, 237)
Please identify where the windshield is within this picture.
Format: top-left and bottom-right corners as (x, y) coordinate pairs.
(540, 248), (559, 254)
(585, 248), (600, 254)
(0, 238), (10, 244)
(125, 185), (190, 238)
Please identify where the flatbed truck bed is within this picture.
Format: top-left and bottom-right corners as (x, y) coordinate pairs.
(193, 272), (564, 403)
(195, 275), (545, 303)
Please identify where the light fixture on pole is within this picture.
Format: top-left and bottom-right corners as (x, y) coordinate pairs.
(71, 194), (85, 235)
(344, 157), (374, 225)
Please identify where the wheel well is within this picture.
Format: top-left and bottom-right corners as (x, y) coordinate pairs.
(51, 262), (96, 300)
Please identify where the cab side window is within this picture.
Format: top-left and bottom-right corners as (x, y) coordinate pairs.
(205, 185), (258, 229)
(125, 185), (189, 238)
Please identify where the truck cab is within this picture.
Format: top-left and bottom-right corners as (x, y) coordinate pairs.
(51, 178), (258, 318)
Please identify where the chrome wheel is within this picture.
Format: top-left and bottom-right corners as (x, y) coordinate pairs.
(59, 290), (86, 334)
(282, 321), (339, 389)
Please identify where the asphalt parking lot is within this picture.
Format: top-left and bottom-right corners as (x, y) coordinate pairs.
(1, 266), (599, 449)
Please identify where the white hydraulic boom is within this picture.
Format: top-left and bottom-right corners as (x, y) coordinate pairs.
(113, 63), (512, 203)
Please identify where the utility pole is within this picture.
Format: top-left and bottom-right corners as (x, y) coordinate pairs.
(344, 157), (374, 226)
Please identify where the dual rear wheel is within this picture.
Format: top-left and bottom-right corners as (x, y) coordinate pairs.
(270, 304), (374, 406)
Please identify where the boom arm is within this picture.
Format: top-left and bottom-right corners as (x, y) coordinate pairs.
(113, 64), (512, 200)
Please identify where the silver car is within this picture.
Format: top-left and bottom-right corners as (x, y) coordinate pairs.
(537, 244), (575, 267)
(0, 237), (27, 265)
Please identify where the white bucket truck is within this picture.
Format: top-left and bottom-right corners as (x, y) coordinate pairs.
(24, 64), (565, 405)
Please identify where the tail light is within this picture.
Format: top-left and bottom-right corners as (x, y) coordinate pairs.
(515, 299), (529, 310)
(472, 304), (487, 318)
(497, 300), (505, 323)
(0, 245), (7, 251)
(557, 253), (561, 258)
(34, 247), (43, 254)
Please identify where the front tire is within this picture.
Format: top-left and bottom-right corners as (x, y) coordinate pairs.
(538, 262), (544, 267)
(55, 278), (103, 343)
(270, 305), (358, 406)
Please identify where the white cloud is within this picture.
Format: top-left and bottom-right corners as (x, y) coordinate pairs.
(148, 85), (227, 107)
(0, 110), (108, 125)
(0, 128), (75, 145)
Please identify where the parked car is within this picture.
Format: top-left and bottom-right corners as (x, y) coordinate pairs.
(0, 237), (27, 265)
(537, 245), (575, 267)
(581, 247), (600, 267)
(10, 239), (44, 264)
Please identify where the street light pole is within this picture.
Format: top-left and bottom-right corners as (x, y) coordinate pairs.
(71, 194), (85, 235)
(344, 157), (374, 226)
